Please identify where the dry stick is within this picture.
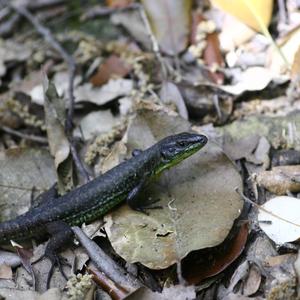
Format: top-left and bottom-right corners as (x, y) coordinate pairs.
(72, 226), (142, 294)
(10, 3), (91, 182)
(0, 125), (48, 144)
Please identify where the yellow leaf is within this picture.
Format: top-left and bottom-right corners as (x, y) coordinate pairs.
(211, 0), (273, 32)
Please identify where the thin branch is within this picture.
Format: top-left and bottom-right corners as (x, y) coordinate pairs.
(138, 5), (167, 79)
(72, 226), (142, 293)
(0, 125), (48, 144)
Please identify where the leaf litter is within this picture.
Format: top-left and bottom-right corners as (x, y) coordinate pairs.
(1, 0), (300, 298)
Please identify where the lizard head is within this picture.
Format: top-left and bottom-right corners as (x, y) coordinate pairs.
(154, 132), (208, 175)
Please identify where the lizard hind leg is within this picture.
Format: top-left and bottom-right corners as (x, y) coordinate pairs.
(44, 221), (74, 289)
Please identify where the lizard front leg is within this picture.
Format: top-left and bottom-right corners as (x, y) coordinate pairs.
(126, 179), (162, 214)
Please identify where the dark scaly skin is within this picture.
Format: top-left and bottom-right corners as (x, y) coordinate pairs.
(0, 132), (207, 243)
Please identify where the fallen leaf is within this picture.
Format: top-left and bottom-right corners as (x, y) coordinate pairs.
(90, 55), (131, 86)
(258, 196), (300, 244)
(142, 0), (192, 55)
(220, 67), (274, 95)
(0, 264), (12, 280)
(104, 108), (243, 269)
(218, 13), (256, 52)
(43, 75), (73, 194)
(111, 9), (152, 51)
(223, 134), (260, 161)
(74, 110), (121, 140)
(0, 148), (56, 221)
(211, 0), (273, 32)
(159, 81), (188, 119)
(182, 223), (248, 284)
(243, 264), (261, 296)
(255, 165), (300, 195)
(75, 79), (133, 106)
(218, 112), (300, 151)
(130, 285), (196, 300)
(0, 39), (32, 78)
(0, 251), (21, 268)
(247, 136), (270, 168)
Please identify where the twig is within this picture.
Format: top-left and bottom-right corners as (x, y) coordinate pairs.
(138, 5), (167, 79)
(81, 3), (139, 20)
(87, 267), (129, 300)
(0, 125), (48, 144)
(10, 3), (91, 182)
(72, 226), (142, 293)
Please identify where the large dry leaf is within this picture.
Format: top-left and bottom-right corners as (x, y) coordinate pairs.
(43, 76), (73, 194)
(104, 108), (243, 269)
(0, 148), (56, 221)
(142, 0), (192, 55)
(258, 196), (300, 244)
(211, 0), (273, 32)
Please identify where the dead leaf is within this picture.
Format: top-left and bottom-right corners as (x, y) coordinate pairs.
(223, 134), (260, 161)
(0, 148), (56, 221)
(142, 0), (192, 55)
(211, 0), (273, 32)
(243, 264), (261, 296)
(75, 79), (133, 106)
(104, 108), (243, 269)
(0, 39), (32, 78)
(43, 75), (73, 194)
(130, 285), (196, 300)
(0, 264), (12, 280)
(220, 67), (275, 95)
(258, 196), (300, 244)
(90, 55), (131, 87)
(255, 165), (300, 195)
(111, 9), (152, 51)
(182, 223), (248, 284)
(0, 251), (21, 268)
(218, 13), (256, 52)
(74, 110), (121, 141)
(159, 81), (188, 119)
(218, 113), (300, 151)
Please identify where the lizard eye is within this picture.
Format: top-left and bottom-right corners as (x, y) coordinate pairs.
(178, 141), (186, 147)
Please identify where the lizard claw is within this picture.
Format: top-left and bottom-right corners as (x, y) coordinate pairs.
(46, 253), (71, 289)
